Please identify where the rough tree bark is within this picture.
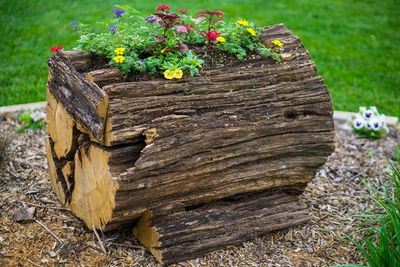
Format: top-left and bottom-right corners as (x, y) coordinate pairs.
(45, 24), (335, 264)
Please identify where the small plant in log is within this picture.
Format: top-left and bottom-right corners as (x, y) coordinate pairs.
(65, 4), (283, 79)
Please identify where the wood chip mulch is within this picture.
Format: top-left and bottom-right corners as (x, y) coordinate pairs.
(0, 111), (399, 267)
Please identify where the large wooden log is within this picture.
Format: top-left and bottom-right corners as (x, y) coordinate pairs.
(45, 23), (336, 263)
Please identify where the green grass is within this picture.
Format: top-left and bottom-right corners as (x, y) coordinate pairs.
(1, 0), (399, 116)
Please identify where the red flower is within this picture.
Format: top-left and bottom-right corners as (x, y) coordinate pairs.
(50, 46), (64, 53)
(206, 30), (220, 41)
(183, 24), (194, 31)
(177, 9), (188, 13)
(156, 5), (171, 11)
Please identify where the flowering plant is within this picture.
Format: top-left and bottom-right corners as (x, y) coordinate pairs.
(16, 110), (46, 133)
(69, 5), (283, 79)
(352, 106), (389, 139)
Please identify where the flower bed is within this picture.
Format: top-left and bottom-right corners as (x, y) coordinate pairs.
(61, 5), (284, 80)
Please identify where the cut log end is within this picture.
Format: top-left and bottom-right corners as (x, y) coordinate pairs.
(133, 210), (163, 264)
(46, 88), (77, 159)
(69, 144), (118, 229)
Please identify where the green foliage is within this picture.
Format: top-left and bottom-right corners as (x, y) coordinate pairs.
(15, 110), (45, 133)
(392, 145), (400, 164)
(215, 20), (280, 61)
(72, 5), (280, 78)
(345, 153), (400, 267)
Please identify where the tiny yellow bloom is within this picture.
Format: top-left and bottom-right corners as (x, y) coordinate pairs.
(164, 70), (174, 79)
(113, 55), (125, 63)
(246, 27), (257, 36)
(236, 19), (249, 26)
(272, 39), (284, 48)
(173, 69), (183, 79)
(114, 47), (125, 55)
(216, 36), (226, 43)
(161, 47), (167, 53)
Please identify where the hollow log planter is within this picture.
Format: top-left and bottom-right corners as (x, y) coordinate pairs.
(45, 24), (335, 264)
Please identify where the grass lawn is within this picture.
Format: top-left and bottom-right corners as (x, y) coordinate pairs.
(1, 0), (399, 116)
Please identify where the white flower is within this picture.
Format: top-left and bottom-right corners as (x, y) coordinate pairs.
(369, 117), (382, 131)
(362, 108), (374, 120)
(353, 116), (365, 130)
(31, 110), (46, 122)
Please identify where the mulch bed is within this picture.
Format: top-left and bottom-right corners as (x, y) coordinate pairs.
(0, 110), (399, 266)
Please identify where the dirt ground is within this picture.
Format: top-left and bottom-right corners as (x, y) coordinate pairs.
(0, 111), (399, 267)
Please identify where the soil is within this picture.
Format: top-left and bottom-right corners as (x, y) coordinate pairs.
(0, 110), (399, 267)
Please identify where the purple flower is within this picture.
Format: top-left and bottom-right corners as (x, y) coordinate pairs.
(144, 16), (158, 23)
(69, 21), (79, 25)
(112, 9), (125, 16)
(108, 25), (118, 32)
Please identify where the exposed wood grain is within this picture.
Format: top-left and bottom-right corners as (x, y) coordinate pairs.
(87, 68), (123, 88)
(46, 88), (77, 159)
(62, 50), (92, 72)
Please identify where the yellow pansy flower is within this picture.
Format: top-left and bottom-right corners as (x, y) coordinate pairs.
(173, 69), (183, 79)
(114, 47), (125, 55)
(236, 19), (249, 26)
(164, 70), (174, 79)
(216, 36), (226, 43)
(246, 28), (257, 36)
(272, 39), (284, 48)
(113, 55), (125, 63)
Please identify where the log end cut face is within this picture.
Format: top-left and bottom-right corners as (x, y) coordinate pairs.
(69, 144), (118, 229)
